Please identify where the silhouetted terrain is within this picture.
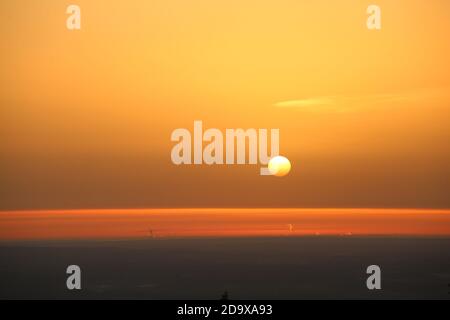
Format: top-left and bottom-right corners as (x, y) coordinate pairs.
(1, 237), (449, 299)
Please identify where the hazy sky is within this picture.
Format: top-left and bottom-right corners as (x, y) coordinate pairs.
(1, 0), (449, 210)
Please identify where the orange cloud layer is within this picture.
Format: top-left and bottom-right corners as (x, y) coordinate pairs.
(1, 208), (449, 240)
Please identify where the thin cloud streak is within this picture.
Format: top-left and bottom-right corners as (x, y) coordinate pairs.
(273, 88), (449, 112)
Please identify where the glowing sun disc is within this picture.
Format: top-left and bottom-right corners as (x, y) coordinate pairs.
(268, 156), (291, 177)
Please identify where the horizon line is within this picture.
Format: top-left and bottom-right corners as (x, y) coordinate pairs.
(1, 207), (450, 214)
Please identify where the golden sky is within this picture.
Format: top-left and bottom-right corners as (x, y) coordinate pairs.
(1, 0), (449, 209)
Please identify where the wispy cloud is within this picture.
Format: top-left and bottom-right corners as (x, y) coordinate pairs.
(274, 98), (336, 108)
(273, 94), (405, 112)
(273, 88), (449, 112)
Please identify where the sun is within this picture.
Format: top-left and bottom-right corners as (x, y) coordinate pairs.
(268, 156), (291, 177)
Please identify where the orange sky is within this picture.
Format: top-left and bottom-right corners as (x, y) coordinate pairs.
(0, 1), (449, 209)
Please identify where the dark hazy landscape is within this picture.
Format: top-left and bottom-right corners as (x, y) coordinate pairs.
(1, 237), (449, 300)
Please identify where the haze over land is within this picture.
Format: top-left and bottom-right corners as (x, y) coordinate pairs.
(1, 208), (449, 240)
